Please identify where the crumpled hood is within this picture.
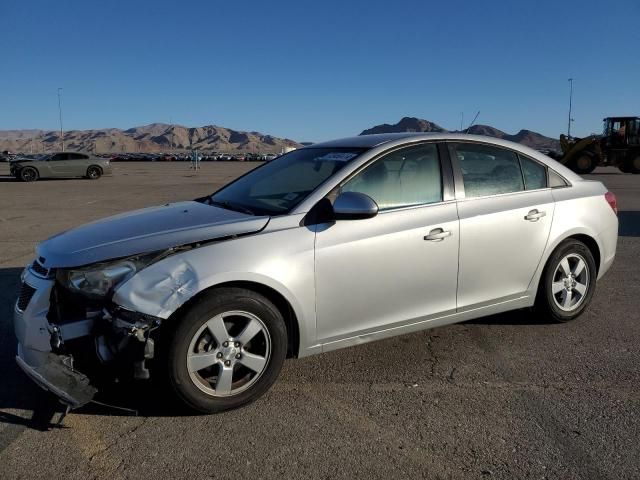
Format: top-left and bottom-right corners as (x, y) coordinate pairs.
(37, 201), (270, 268)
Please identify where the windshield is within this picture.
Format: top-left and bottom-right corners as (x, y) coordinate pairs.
(209, 147), (366, 215)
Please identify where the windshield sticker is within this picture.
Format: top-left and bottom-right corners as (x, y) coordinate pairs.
(283, 192), (299, 201)
(316, 152), (359, 162)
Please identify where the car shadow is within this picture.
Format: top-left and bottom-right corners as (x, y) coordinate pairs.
(463, 309), (554, 326)
(618, 211), (640, 237)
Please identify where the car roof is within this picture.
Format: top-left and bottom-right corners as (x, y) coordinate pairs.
(304, 133), (435, 149)
(301, 132), (583, 182)
(305, 132), (540, 151)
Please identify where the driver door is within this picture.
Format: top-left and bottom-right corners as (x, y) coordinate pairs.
(314, 142), (459, 345)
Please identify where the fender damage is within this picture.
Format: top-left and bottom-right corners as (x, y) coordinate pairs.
(14, 201), (270, 409)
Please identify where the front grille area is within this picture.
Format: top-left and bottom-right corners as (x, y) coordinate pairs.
(17, 282), (37, 311)
(31, 260), (50, 277)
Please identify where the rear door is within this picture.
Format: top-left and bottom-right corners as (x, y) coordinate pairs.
(449, 142), (554, 310)
(68, 153), (90, 176)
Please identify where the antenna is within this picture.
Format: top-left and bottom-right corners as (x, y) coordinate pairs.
(465, 111), (480, 133)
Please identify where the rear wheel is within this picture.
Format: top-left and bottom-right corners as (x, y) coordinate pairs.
(20, 167), (38, 182)
(623, 155), (640, 174)
(535, 239), (597, 322)
(164, 288), (287, 413)
(571, 154), (597, 175)
(86, 166), (102, 179)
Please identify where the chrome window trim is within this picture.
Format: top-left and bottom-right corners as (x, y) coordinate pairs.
(374, 198), (457, 214)
(454, 186), (555, 204)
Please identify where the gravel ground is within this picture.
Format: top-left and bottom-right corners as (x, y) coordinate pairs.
(0, 162), (638, 480)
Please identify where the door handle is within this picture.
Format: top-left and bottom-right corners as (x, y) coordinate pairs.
(524, 209), (546, 222)
(424, 228), (452, 241)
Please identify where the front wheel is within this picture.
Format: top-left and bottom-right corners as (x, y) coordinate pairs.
(164, 288), (287, 413)
(20, 167), (38, 182)
(535, 239), (597, 322)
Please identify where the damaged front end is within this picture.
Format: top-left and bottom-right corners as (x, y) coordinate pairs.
(14, 200), (271, 410)
(14, 256), (165, 409)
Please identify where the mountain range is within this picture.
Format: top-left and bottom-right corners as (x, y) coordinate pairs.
(360, 117), (560, 151)
(0, 117), (560, 154)
(0, 124), (301, 154)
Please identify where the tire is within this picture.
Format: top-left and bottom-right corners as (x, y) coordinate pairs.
(535, 239), (597, 323)
(86, 166), (102, 179)
(20, 167), (38, 182)
(570, 154), (597, 175)
(623, 155), (640, 174)
(163, 287), (287, 413)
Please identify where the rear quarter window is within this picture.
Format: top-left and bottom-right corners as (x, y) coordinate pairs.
(548, 169), (569, 188)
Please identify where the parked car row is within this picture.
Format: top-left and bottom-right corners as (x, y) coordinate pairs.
(100, 152), (281, 162)
(4, 151), (282, 163)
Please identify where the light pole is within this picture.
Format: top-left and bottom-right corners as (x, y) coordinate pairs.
(170, 116), (174, 151)
(567, 78), (574, 138)
(57, 88), (65, 151)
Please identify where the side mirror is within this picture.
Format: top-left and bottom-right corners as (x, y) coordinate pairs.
(333, 192), (378, 220)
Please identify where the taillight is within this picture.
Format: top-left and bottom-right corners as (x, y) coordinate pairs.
(604, 191), (617, 215)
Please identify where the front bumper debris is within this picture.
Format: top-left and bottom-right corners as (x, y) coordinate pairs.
(16, 346), (97, 408)
(15, 260), (161, 407)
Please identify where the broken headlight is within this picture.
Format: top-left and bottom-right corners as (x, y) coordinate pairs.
(57, 253), (162, 299)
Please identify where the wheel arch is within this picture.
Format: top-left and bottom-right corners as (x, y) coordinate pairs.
(567, 234), (601, 275)
(165, 280), (301, 359)
(529, 229), (603, 297)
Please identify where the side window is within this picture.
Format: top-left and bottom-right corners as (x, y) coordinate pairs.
(341, 143), (442, 210)
(519, 155), (547, 190)
(451, 143), (523, 198)
(548, 169), (569, 188)
(68, 153), (84, 160)
(52, 153), (67, 161)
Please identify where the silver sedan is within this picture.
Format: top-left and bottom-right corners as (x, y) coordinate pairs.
(14, 133), (618, 413)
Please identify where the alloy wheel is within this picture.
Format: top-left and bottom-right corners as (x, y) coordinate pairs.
(21, 169), (36, 181)
(551, 253), (590, 311)
(186, 310), (271, 397)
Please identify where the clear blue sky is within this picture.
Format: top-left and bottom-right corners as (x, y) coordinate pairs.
(1, 0), (638, 141)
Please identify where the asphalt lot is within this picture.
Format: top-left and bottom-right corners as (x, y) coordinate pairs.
(0, 162), (638, 479)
